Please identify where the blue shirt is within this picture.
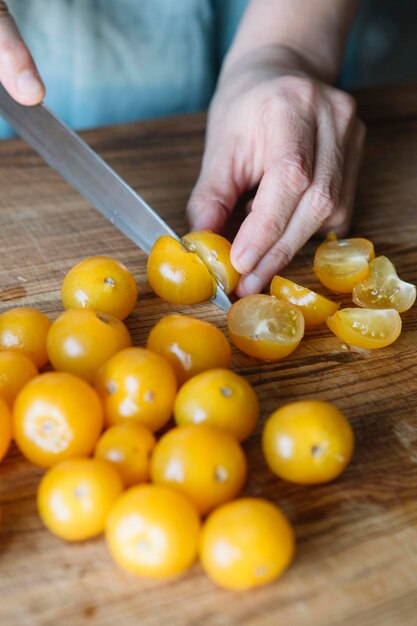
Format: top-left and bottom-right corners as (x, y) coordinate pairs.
(0, 0), (415, 138)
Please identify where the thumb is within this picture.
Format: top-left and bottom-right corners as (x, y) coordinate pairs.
(186, 150), (239, 233)
(0, 2), (45, 105)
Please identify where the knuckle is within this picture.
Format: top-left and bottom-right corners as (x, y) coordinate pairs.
(279, 151), (312, 195)
(271, 241), (294, 268)
(279, 76), (318, 107)
(309, 180), (340, 221)
(332, 91), (357, 121)
(256, 214), (285, 242)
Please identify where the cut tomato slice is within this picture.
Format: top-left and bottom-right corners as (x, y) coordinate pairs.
(227, 295), (304, 360)
(352, 256), (416, 313)
(327, 308), (402, 349)
(314, 233), (375, 293)
(270, 276), (339, 327)
(182, 230), (239, 295)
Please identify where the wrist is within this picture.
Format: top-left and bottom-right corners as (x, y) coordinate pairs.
(220, 42), (338, 88)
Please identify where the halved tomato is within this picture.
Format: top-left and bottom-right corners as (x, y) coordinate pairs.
(352, 256), (416, 312)
(227, 295), (304, 360)
(327, 308), (402, 349)
(314, 233), (375, 293)
(182, 230), (239, 294)
(270, 276), (339, 327)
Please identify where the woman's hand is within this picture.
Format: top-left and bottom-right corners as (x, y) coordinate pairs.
(187, 45), (365, 297)
(0, 1), (44, 104)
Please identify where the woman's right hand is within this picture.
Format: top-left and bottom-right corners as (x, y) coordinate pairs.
(0, 1), (44, 104)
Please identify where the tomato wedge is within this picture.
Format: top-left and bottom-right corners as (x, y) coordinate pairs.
(314, 233), (375, 293)
(352, 256), (416, 312)
(227, 295), (304, 360)
(327, 308), (402, 349)
(182, 230), (240, 294)
(270, 276), (339, 327)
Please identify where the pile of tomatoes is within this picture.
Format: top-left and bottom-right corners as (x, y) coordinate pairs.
(0, 228), (414, 592)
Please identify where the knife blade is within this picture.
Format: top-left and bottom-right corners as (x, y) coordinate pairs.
(0, 84), (232, 312)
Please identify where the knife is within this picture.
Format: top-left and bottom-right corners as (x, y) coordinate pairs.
(0, 84), (232, 312)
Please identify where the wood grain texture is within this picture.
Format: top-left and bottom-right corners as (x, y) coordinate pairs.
(1, 84), (417, 626)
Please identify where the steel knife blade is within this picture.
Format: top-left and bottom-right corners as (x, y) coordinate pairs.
(0, 84), (232, 312)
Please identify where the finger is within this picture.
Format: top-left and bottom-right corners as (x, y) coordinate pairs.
(230, 110), (315, 275)
(186, 145), (240, 233)
(0, 2), (45, 105)
(318, 118), (366, 237)
(236, 96), (357, 296)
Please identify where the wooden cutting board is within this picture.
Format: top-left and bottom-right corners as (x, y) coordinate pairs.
(0, 85), (416, 626)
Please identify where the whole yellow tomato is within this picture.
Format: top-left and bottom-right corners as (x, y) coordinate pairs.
(262, 400), (354, 484)
(106, 484), (201, 578)
(174, 368), (259, 441)
(0, 307), (51, 367)
(94, 421), (156, 487)
(0, 396), (12, 462)
(47, 308), (131, 383)
(13, 372), (103, 467)
(95, 347), (177, 432)
(37, 457), (123, 541)
(0, 351), (38, 407)
(61, 256), (138, 320)
(147, 314), (231, 385)
(150, 425), (247, 515)
(200, 498), (295, 590)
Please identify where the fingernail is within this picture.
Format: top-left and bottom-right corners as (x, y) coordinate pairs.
(238, 273), (264, 295)
(234, 248), (259, 274)
(16, 70), (43, 96)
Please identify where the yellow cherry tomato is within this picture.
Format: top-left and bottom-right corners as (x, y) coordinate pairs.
(0, 396), (12, 462)
(227, 295), (304, 360)
(327, 307), (402, 349)
(106, 484), (201, 579)
(146, 314), (231, 385)
(0, 307), (51, 368)
(13, 372), (103, 468)
(47, 308), (131, 383)
(314, 232), (375, 293)
(147, 235), (216, 304)
(95, 347), (177, 432)
(352, 255), (416, 312)
(61, 256), (138, 320)
(0, 351), (38, 407)
(182, 230), (240, 294)
(94, 422), (156, 487)
(150, 425), (247, 516)
(263, 400), (354, 484)
(37, 457), (123, 541)
(174, 369), (259, 442)
(270, 276), (339, 327)
(200, 498), (295, 590)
